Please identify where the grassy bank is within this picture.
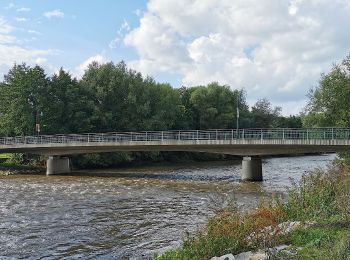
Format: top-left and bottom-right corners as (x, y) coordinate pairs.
(158, 163), (350, 259)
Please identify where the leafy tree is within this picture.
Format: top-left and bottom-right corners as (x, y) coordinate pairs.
(302, 55), (350, 127)
(43, 68), (94, 134)
(251, 98), (281, 128)
(0, 64), (48, 136)
(190, 82), (241, 129)
(303, 54), (350, 163)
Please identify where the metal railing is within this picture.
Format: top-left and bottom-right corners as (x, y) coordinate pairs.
(0, 128), (350, 146)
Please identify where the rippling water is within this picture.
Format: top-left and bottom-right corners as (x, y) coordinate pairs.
(0, 154), (336, 259)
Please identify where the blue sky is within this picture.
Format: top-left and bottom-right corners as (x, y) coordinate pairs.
(1, 0), (350, 115)
(0, 0), (147, 77)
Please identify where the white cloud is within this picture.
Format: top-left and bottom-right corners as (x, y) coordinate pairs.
(0, 17), (52, 78)
(28, 30), (41, 35)
(17, 7), (31, 12)
(15, 17), (29, 22)
(43, 9), (64, 19)
(75, 54), (106, 78)
(109, 21), (131, 49)
(124, 0), (350, 114)
(35, 57), (47, 65)
(4, 3), (15, 10)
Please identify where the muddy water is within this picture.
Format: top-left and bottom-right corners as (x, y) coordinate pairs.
(0, 154), (336, 259)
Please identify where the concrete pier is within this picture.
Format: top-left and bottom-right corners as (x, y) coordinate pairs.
(241, 156), (263, 181)
(46, 156), (71, 175)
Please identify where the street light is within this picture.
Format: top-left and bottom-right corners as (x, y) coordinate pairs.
(236, 93), (240, 138)
(36, 111), (43, 138)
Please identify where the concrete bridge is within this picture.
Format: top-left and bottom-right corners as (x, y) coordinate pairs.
(1, 128), (350, 181)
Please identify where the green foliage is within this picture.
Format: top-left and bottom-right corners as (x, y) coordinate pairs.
(0, 64), (48, 136)
(284, 169), (338, 221)
(302, 54), (350, 163)
(251, 98), (282, 128)
(0, 61), (302, 168)
(158, 165), (350, 259)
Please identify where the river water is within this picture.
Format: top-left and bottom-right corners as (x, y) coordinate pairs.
(0, 154), (336, 259)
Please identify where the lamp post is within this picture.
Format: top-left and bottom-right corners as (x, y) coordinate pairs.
(236, 93), (240, 139)
(36, 111), (43, 138)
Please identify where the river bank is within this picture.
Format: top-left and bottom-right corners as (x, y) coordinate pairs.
(0, 166), (44, 176)
(158, 161), (350, 259)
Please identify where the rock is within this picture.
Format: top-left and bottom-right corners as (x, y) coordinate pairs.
(246, 221), (315, 245)
(211, 253), (235, 260)
(233, 250), (267, 260)
(232, 251), (252, 260)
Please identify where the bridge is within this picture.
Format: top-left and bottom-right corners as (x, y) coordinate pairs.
(1, 128), (350, 181)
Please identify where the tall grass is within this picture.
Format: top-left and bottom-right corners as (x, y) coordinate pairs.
(158, 163), (350, 259)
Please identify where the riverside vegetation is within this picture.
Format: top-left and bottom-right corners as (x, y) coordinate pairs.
(0, 60), (300, 168)
(158, 162), (350, 259)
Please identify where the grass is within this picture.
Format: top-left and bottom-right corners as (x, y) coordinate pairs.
(157, 163), (350, 259)
(0, 153), (11, 159)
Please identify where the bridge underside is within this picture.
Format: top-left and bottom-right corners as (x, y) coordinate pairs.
(1, 139), (350, 181)
(1, 141), (350, 156)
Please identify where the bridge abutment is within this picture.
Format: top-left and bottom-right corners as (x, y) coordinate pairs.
(241, 156), (263, 181)
(46, 156), (71, 175)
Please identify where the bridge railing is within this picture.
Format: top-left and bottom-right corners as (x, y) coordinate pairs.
(0, 128), (350, 146)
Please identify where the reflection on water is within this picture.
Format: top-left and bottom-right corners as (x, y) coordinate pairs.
(0, 154), (336, 259)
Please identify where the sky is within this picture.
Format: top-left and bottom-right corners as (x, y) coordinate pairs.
(1, 0), (350, 115)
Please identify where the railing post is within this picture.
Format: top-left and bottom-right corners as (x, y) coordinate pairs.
(216, 130), (218, 140)
(242, 129), (245, 140)
(261, 129), (263, 141)
(231, 129), (233, 140)
(196, 130), (199, 140)
(161, 131), (164, 141)
(332, 128), (334, 140)
(306, 129), (309, 140)
(146, 131), (148, 141)
(282, 129), (285, 140)
(178, 131), (181, 140)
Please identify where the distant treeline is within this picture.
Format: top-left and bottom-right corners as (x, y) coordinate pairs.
(0, 60), (327, 167)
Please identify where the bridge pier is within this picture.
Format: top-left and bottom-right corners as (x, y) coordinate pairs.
(241, 156), (263, 181)
(46, 156), (71, 176)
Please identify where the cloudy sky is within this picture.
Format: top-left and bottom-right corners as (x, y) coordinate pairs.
(1, 0), (350, 115)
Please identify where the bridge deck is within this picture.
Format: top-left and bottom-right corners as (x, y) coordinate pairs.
(1, 128), (350, 156)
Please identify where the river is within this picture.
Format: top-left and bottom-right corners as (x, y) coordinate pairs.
(0, 154), (336, 259)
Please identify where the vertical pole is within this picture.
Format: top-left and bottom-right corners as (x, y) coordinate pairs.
(178, 131), (181, 140)
(196, 130), (199, 140)
(282, 129), (285, 140)
(332, 128), (334, 140)
(161, 131), (164, 141)
(236, 93), (240, 138)
(261, 129), (263, 141)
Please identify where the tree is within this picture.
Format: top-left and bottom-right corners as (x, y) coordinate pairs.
(303, 54), (350, 163)
(251, 98), (281, 128)
(302, 56), (350, 127)
(0, 64), (48, 136)
(43, 68), (94, 134)
(190, 83), (239, 129)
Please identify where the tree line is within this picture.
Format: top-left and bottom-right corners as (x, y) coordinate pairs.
(0, 60), (314, 167)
